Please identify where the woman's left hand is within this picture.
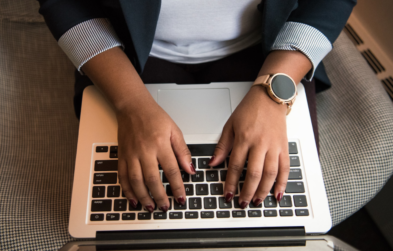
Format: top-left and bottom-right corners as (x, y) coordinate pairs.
(208, 84), (290, 208)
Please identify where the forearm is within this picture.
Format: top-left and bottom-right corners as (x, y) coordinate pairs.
(257, 50), (312, 84)
(81, 46), (152, 112)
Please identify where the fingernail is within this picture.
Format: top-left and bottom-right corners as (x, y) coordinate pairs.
(159, 206), (168, 212)
(145, 205), (154, 213)
(277, 192), (283, 202)
(177, 196), (185, 206)
(253, 199), (262, 207)
(190, 162), (196, 173)
(129, 199), (138, 209)
(225, 192), (234, 203)
(208, 155), (215, 165)
(240, 201), (248, 209)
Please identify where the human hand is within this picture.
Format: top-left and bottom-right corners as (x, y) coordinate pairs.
(116, 99), (196, 213)
(208, 85), (290, 208)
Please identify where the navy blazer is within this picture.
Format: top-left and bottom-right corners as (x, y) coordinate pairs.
(38, 0), (356, 92)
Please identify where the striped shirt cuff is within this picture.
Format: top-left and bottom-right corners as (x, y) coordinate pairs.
(271, 21), (332, 81)
(58, 18), (123, 74)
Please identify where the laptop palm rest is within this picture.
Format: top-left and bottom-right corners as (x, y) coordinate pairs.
(157, 88), (232, 135)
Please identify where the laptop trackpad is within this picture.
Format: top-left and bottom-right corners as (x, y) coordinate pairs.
(157, 88), (232, 135)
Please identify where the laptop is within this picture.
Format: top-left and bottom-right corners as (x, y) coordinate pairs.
(69, 81), (331, 242)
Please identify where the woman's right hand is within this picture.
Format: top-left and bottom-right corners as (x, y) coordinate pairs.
(116, 99), (196, 213)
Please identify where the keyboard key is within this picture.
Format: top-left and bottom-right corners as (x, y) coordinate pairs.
(288, 142), (298, 154)
(270, 183), (275, 194)
(138, 212), (152, 220)
(166, 185), (173, 196)
(114, 199), (127, 211)
(196, 184), (209, 195)
(264, 196), (277, 208)
(210, 183), (224, 195)
(162, 174), (169, 183)
(122, 213), (136, 220)
(110, 152), (118, 158)
(92, 186), (105, 198)
(110, 146), (118, 153)
(184, 184), (194, 195)
(181, 171), (190, 182)
(239, 183), (244, 192)
(169, 212), (183, 219)
(96, 146), (108, 152)
(90, 214), (104, 221)
(204, 197), (217, 209)
(295, 209), (309, 216)
(206, 171), (219, 182)
(191, 171), (204, 182)
(232, 210), (246, 218)
(290, 156), (300, 167)
(264, 210), (277, 217)
(91, 200), (112, 212)
(212, 162), (225, 169)
(174, 200), (187, 210)
(106, 213), (120, 221)
(168, 198), (172, 210)
(279, 196), (292, 207)
(129, 202), (142, 211)
(93, 173), (117, 184)
(279, 209), (293, 217)
(293, 195), (308, 207)
(239, 170), (247, 181)
(154, 212), (167, 219)
(286, 182), (305, 193)
(107, 186), (120, 197)
(220, 170), (227, 181)
(288, 169), (302, 180)
(234, 197), (241, 208)
(198, 158), (210, 169)
(185, 211), (199, 219)
(219, 197), (232, 209)
(201, 211), (215, 218)
(248, 210), (262, 217)
(216, 211), (230, 218)
(249, 200), (262, 208)
(189, 197), (202, 209)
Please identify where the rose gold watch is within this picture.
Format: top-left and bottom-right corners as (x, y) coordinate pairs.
(252, 73), (297, 115)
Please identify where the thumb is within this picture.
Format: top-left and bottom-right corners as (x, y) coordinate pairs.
(209, 122), (234, 167)
(171, 127), (195, 174)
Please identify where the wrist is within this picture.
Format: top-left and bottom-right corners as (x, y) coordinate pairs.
(248, 84), (288, 115)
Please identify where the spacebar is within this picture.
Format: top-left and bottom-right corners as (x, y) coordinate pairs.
(187, 144), (216, 156)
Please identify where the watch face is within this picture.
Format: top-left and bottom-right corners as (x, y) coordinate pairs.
(271, 74), (296, 100)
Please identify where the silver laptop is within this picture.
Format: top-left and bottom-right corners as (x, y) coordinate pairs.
(69, 82), (331, 240)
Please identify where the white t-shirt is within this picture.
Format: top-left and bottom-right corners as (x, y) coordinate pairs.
(150, 0), (262, 64)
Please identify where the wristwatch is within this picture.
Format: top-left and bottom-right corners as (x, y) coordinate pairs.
(252, 73), (297, 115)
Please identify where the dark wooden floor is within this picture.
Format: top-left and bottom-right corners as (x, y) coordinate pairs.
(328, 207), (392, 251)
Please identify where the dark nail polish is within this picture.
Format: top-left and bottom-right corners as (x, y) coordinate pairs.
(253, 199), (262, 207)
(277, 192), (283, 202)
(159, 206), (168, 212)
(177, 196), (185, 206)
(129, 199), (138, 209)
(208, 155), (215, 165)
(190, 162), (196, 173)
(240, 201), (248, 209)
(225, 192), (234, 203)
(145, 205), (154, 213)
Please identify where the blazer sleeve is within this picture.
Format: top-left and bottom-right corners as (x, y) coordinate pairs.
(288, 0), (357, 45)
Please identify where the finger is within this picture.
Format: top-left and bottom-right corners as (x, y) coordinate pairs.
(140, 154), (170, 212)
(158, 145), (186, 205)
(274, 151), (290, 202)
(171, 127), (195, 174)
(127, 159), (155, 212)
(118, 158), (139, 208)
(224, 138), (248, 204)
(209, 122), (234, 167)
(239, 146), (264, 208)
(253, 150), (279, 206)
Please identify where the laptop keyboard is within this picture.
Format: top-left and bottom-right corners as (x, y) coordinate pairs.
(90, 143), (310, 223)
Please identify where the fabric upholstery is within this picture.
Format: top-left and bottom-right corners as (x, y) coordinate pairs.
(1, 1), (392, 250)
